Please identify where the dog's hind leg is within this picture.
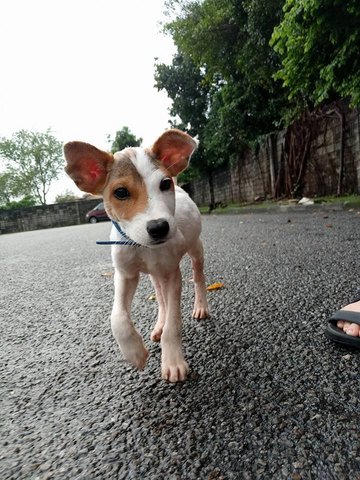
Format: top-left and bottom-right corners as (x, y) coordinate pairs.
(188, 238), (209, 320)
(111, 270), (149, 370)
(150, 275), (166, 342)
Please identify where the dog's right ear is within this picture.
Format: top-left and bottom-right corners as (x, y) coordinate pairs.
(63, 142), (114, 195)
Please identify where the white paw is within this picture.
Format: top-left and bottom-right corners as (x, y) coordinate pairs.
(150, 327), (163, 343)
(192, 303), (209, 320)
(125, 345), (149, 370)
(115, 330), (149, 370)
(161, 360), (189, 382)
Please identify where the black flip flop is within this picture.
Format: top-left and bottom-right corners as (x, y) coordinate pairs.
(326, 310), (360, 349)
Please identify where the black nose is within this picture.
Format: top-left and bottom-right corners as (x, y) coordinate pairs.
(146, 219), (170, 240)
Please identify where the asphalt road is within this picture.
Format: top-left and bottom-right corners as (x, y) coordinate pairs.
(1, 209), (360, 480)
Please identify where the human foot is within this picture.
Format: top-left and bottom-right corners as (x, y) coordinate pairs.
(336, 300), (360, 337)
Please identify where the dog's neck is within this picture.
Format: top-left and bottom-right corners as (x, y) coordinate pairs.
(96, 220), (141, 247)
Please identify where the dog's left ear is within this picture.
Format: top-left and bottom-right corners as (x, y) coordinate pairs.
(151, 129), (197, 176)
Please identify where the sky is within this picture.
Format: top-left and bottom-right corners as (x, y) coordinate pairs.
(0, 0), (176, 201)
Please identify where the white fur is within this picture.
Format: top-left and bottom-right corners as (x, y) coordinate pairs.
(110, 160), (209, 382)
(64, 131), (209, 382)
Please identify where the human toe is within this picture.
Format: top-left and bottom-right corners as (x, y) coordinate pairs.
(343, 322), (360, 337)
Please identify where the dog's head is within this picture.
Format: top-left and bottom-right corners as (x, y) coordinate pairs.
(64, 129), (197, 246)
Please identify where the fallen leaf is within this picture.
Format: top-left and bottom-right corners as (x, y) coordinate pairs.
(148, 294), (156, 301)
(101, 271), (113, 277)
(325, 224), (333, 228)
(207, 282), (224, 291)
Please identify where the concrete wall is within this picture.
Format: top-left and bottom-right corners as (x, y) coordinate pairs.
(0, 199), (102, 235)
(189, 105), (360, 206)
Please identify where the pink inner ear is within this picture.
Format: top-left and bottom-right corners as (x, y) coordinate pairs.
(71, 156), (107, 193)
(161, 155), (171, 168)
(88, 163), (105, 180)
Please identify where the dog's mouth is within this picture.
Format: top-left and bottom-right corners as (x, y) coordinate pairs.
(149, 238), (167, 246)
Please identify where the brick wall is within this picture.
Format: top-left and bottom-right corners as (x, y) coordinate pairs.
(188, 105), (360, 206)
(0, 199), (102, 234)
(305, 106), (360, 196)
(188, 169), (233, 206)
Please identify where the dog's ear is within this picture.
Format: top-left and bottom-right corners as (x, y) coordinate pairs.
(63, 142), (114, 194)
(151, 129), (197, 176)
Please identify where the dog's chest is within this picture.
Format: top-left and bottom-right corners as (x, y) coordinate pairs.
(112, 242), (186, 276)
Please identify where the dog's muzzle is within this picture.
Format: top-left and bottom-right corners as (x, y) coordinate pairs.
(146, 218), (170, 242)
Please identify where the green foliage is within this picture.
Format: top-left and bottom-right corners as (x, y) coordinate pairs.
(0, 172), (15, 205)
(55, 189), (80, 203)
(271, 0), (360, 113)
(158, 0), (286, 168)
(155, 53), (212, 176)
(108, 126), (142, 154)
(0, 129), (63, 205)
(158, 0), (360, 196)
(0, 195), (37, 211)
(155, 53), (209, 135)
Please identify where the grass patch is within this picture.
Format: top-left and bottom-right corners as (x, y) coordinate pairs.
(198, 194), (360, 213)
(312, 194), (360, 207)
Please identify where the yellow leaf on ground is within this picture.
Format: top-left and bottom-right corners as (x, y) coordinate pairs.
(148, 294), (156, 301)
(101, 271), (113, 277)
(207, 282), (224, 291)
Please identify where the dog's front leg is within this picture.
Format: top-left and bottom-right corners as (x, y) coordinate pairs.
(111, 270), (149, 370)
(160, 268), (189, 382)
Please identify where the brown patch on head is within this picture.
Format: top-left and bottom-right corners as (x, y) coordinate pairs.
(103, 149), (148, 221)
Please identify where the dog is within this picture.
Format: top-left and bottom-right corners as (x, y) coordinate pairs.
(64, 129), (209, 382)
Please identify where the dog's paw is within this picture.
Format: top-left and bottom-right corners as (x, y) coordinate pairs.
(129, 346), (149, 370)
(192, 304), (209, 320)
(119, 334), (149, 370)
(161, 360), (189, 382)
(150, 327), (163, 342)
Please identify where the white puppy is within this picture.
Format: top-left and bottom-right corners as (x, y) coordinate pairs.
(64, 129), (209, 382)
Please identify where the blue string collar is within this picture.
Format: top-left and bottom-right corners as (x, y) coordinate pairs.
(96, 220), (141, 247)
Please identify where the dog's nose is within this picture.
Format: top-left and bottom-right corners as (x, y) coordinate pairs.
(146, 219), (170, 240)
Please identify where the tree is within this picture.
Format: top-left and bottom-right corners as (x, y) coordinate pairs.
(0, 129), (64, 205)
(0, 196), (37, 211)
(155, 54), (209, 135)
(163, 0), (287, 146)
(155, 53), (211, 177)
(157, 0), (286, 205)
(55, 189), (80, 203)
(271, 0), (360, 116)
(0, 172), (14, 206)
(155, 52), (226, 203)
(108, 127), (142, 154)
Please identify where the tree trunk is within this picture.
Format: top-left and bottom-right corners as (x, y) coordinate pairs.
(208, 170), (215, 211)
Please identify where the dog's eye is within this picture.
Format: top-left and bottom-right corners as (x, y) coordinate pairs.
(114, 187), (130, 200)
(160, 177), (173, 192)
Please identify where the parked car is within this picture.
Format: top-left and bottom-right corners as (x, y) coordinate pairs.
(85, 202), (110, 223)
